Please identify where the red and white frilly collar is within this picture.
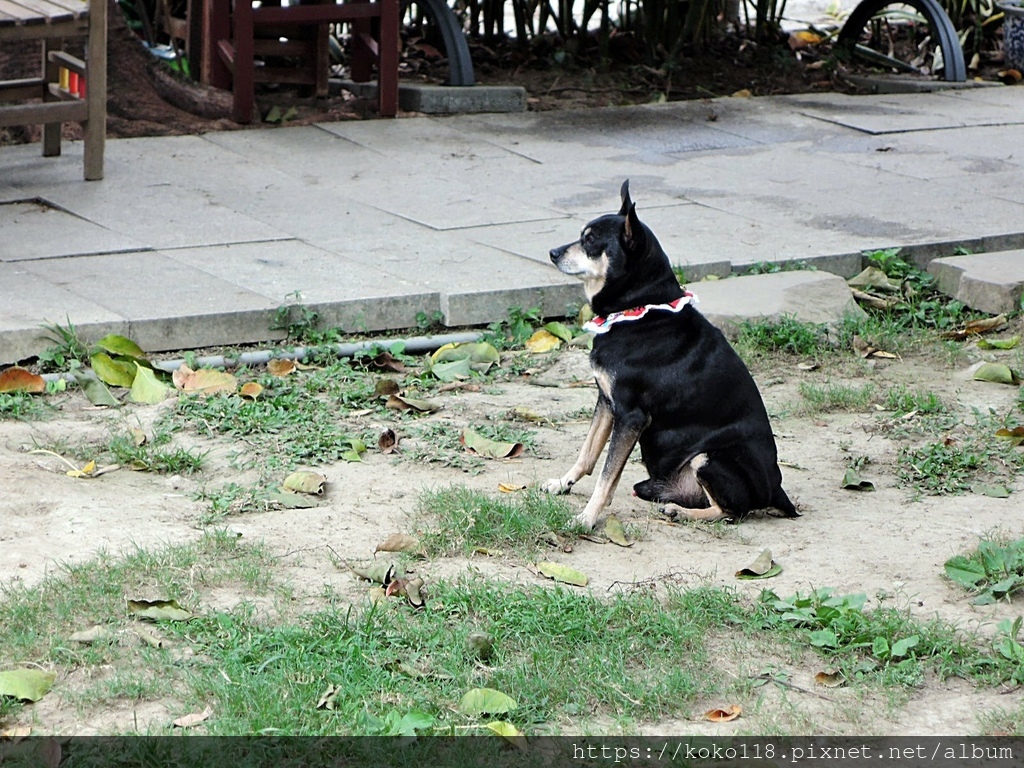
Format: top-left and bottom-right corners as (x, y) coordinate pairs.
(583, 291), (697, 335)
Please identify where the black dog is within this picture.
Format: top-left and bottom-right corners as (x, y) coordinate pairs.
(543, 181), (798, 529)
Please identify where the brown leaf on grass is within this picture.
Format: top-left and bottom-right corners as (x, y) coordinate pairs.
(172, 706), (212, 728)
(852, 336), (899, 360)
(239, 382), (263, 400)
(940, 314), (1008, 341)
(850, 288), (899, 311)
(378, 427), (399, 454)
(365, 351), (410, 374)
(385, 394), (441, 413)
(998, 68), (1023, 84)
(172, 364), (237, 395)
(815, 671), (846, 688)
(374, 378), (401, 397)
(374, 533), (424, 556)
(704, 704), (742, 722)
(0, 367), (46, 393)
(267, 359), (297, 376)
(995, 426), (1024, 446)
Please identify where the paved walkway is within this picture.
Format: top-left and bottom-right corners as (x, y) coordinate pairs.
(2, 86), (1023, 363)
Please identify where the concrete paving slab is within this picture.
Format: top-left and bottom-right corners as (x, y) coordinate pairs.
(695, 270), (866, 335)
(779, 91), (1024, 135)
(0, 184), (22, 203)
(0, 263), (130, 364)
(21, 252), (282, 352)
(928, 251), (1024, 314)
(35, 181), (291, 251)
(313, 228), (580, 325)
(165, 241), (441, 333)
(0, 141), (94, 190)
(317, 116), (514, 160)
(0, 200), (144, 260)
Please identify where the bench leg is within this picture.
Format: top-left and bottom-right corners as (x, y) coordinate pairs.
(42, 39), (62, 157)
(84, 0), (108, 180)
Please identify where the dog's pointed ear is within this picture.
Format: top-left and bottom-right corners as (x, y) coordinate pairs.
(622, 200), (642, 246)
(617, 180), (632, 216)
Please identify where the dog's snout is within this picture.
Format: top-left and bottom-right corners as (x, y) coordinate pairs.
(549, 246), (563, 264)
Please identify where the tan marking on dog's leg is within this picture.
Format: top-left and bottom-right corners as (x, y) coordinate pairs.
(542, 398), (612, 495)
(575, 423), (642, 529)
(662, 503), (729, 522)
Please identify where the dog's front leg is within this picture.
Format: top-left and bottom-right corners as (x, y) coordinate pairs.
(576, 414), (646, 529)
(542, 394), (613, 495)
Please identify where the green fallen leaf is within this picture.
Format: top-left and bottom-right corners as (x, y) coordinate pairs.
(602, 514), (633, 547)
(458, 688), (517, 716)
(847, 266), (899, 292)
(735, 548), (782, 580)
(483, 720), (527, 748)
(972, 482), (1011, 498)
(841, 468), (875, 491)
(265, 105), (283, 123)
(129, 364), (170, 404)
(430, 342), (500, 374)
(93, 334), (146, 358)
(460, 428), (523, 459)
(267, 487), (319, 509)
(282, 470), (326, 494)
(543, 321), (574, 343)
(973, 362), (1021, 385)
(91, 352), (137, 388)
(977, 336), (1020, 350)
(428, 358), (474, 383)
(126, 599), (193, 622)
(341, 438), (366, 463)
(73, 370), (120, 407)
(535, 561), (588, 587)
(0, 669), (56, 702)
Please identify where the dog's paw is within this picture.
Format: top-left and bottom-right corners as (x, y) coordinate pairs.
(541, 477), (572, 495)
(573, 510), (599, 530)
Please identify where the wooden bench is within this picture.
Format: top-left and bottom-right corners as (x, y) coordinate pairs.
(209, 0), (399, 124)
(0, 0), (107, 181)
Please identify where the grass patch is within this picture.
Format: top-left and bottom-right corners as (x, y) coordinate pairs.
(106, 430), (207, 474)
(896, 413), (1024, 496)
(798, 381), (875, 414)
(0, 391), (52, 420)
(735, 315), (829, 358)
(945, 534), (1024, 607)
(417, 487), (578, 556)
(882, 384), (947, 416)
(756, 588), (1020, 688)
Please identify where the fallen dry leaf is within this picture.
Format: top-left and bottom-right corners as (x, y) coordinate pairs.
(172, 706), (212, 728)
(704, 704), (742, 722)
(940, 314), (1008, 341)
(267, 359), (297, 376)
(0, 367), (46, 393)
(815, 671), (846, 688)
(378, 427), (399, 454)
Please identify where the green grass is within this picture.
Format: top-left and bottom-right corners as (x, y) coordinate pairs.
(882, 384), (947, 416)
(416, 487), (579, 556)
(106, 430), (207, 474)
(0, 391), (52, 420)
(4, 530), (1024, 735)
(798, 380), (876, 414)
(735, 315), (829, 357)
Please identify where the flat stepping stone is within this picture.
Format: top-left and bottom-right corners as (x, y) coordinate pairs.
(928, 252), (1024, 315)
(690, 270), (865, 335)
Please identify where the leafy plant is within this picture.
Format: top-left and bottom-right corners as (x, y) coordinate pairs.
(270, 292), (342, 348)
(483, 306), (544, 350)
(883, 384), (946, 416)
(38, 317), (89, 371)
(945, 536), (1024, 605)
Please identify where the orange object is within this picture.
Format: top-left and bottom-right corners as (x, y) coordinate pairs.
(68, 72), (79, 95)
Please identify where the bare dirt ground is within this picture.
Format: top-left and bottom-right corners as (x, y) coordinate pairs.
(2, 332), (1023, 735)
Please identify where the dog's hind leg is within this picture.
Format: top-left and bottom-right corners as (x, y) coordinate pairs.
(542, 394), (613, 495)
